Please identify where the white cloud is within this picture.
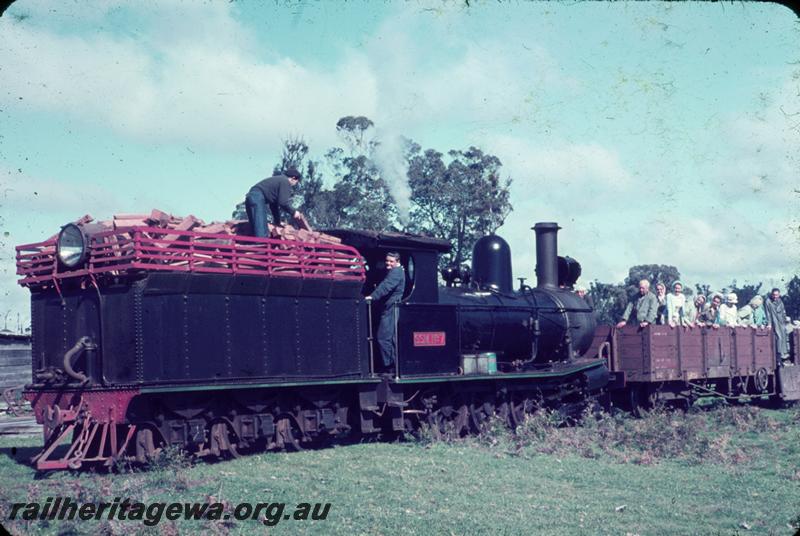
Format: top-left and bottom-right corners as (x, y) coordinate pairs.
(365, 23), (579, 130)
(479, 135), (637, 285)
(707, 77), (800, 206)
(1, 166), (122, 215)
(1, 3), (580, 154)
(486, 134), (634, 215)
(484, 129), (799, 290)
(0, 6), (378, 151)
(498, 137), (632, 187)
(605, 213), (799, 290)
(6, 0), (130, 25)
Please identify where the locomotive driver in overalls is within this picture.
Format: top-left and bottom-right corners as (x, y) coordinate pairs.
(365, 252), (405, 371)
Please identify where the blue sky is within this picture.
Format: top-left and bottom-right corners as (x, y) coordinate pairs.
(1, 1), (799, 328)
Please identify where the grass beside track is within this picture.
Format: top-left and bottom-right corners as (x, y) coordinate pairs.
(0, 404), (798, 536)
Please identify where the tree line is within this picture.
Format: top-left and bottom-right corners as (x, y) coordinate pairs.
(236, 116), (799, 318)
(590, 264), (800, 324)
(234, 116), (512, 269)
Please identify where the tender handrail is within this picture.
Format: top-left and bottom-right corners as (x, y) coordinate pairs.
(16, 227), (366, 287)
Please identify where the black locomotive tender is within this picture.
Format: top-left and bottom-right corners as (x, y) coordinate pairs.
(17, 220), (607, 469)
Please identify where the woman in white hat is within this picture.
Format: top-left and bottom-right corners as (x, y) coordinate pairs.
(717, 292), (739, 327)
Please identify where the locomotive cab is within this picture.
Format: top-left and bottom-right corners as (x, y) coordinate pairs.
(323, 229), (450, 304)
(327, 225), (600, 379)
(323, 229), (452, 373)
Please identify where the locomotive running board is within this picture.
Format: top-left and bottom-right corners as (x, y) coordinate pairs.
(777, 365), (800, 401)
(391, 360), (606, 383)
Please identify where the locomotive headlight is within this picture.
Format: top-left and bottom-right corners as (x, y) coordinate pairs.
(57, 223), (88, 268)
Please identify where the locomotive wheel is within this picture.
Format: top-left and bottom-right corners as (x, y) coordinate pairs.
(510, 400), (525, 428)
(454, 404), (469, 436)
(509, 397), (533, 428)
(497, 401), (512, 428)
(469, 400), (494, 434)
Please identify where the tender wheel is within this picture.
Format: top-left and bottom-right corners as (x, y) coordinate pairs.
(209, 422), (241, 459)
(275, 416), (304, 451)
(425, 411), (445, 440)
(402, 412), (422, 439)
(135, 428), (158, 463)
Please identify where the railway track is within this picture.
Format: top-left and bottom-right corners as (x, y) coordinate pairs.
(0, 416), (38, 436)
(0, 398), (37, 436)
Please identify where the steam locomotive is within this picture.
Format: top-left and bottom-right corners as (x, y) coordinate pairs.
(16, 220), (607, 469)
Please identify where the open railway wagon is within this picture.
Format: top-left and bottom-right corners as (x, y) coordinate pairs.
(16, 218), (608, 470)
(591, 323), (800, 412)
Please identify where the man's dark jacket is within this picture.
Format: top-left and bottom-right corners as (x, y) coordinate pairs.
(371, 266), (405, 367)
(250, 174), (296, 216)
(371, 266), (405, 307)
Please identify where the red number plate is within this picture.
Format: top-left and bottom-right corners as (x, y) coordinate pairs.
(413, 331), (446, 347)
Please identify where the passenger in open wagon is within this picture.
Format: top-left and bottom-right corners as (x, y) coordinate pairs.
(654, 282), (667, 325)
(666, 280), (695, 327)
(692, 294), (708, 323)
(698, 292), (724, 328)
(717, 292), (739, 327)
(737, 295), (767, 327)
(616, 279), (658, 329)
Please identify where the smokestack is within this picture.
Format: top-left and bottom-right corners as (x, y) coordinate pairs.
(533, 222), (560, 289)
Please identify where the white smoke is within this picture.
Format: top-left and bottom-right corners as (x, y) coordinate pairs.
(372, 130), (412, 225)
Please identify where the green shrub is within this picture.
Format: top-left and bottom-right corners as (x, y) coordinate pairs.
(418, 404), (768, 466)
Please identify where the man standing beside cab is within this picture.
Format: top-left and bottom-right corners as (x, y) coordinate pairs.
(616, 279), (658, 329)
(245, 168), (304, 238)
(365, 252), (405, 371)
